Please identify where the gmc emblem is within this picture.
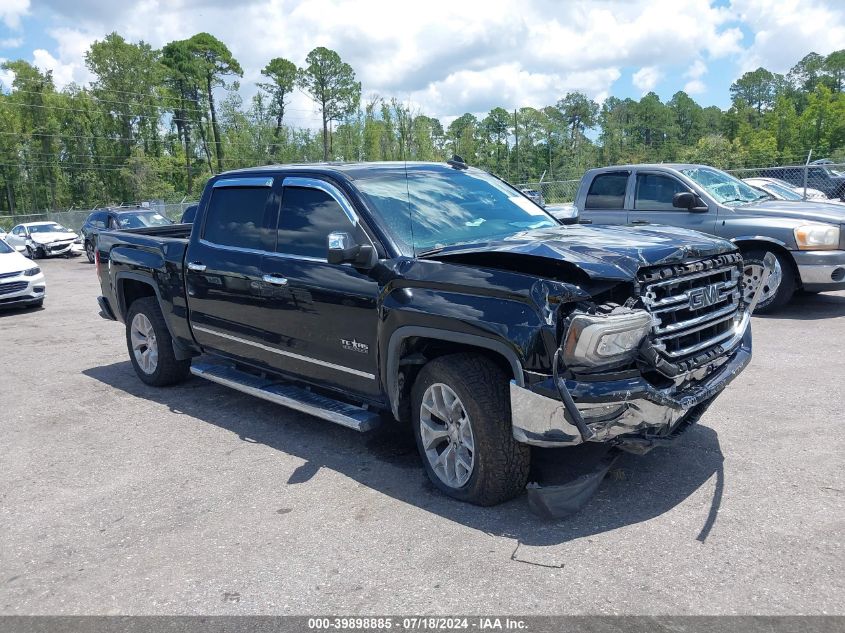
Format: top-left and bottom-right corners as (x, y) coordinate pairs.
(688, 282), (728, 310)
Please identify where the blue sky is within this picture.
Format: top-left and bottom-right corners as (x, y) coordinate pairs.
(2, 0), (845, 127)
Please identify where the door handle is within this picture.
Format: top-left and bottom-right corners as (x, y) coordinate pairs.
(262, 274), (289, 286)
(187, 261), (207, 272)
(579, 219), (593, 224)
(631, 220), (650, 225)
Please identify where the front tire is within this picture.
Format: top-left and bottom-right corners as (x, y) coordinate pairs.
(411, 354), (530, 506)
(26, 245), (41, 260)
(125, 297), (191, 386)
(741, 249), (794, 314)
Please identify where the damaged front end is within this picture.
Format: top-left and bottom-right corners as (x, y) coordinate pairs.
(511, 252), (774, 454)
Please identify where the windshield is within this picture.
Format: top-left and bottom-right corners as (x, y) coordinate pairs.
(355, 167), (557, 253)
(29, 223), (70, 233)
(760, 182), (803, 201)
(681, 167), (767, 206)
(116, 212), (173, 229)
(0, 239), (13, 254)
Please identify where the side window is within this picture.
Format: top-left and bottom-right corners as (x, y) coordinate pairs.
(585, 172), (629, 209)
(90, 213), (107, 229)
(634, 174), (688, 210)
(276, 186), (354, 258)
(12, 226), (24, 236)
(202, 186), (276, 251)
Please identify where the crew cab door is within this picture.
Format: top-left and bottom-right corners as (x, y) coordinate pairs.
(627, 171), (716, 234)
(577, 171), (630, 225)
(185, 175), (281, 361)
(6, 225), (28, 250)
(258, 177), (380, 399)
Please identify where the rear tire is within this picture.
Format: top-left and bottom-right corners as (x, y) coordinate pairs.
(411, 353), (530, 506)
(85, 240), (95, 264)
(125, 297), (191, 386)
(741, 249), (794, 314)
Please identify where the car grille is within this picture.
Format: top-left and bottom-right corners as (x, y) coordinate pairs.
(639, 253), (744, 362)
(0, 281), (28, 295)
(49, 241), (73, 251)
(0, 271), (20, 280)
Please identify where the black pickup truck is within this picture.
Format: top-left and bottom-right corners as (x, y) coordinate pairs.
(95, 161), (768, 506)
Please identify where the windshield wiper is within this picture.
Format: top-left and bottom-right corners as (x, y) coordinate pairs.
(416, 246), (445, 257)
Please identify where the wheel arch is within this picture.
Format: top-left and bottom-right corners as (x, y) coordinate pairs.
(116, 272), (194, 360)
(730, 237), (799, 283)
(385, 326), (524, 420)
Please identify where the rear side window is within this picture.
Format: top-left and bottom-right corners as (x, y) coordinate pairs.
(634, 174), (687, 210)
(88, 212), (107, 228)
(203, 186), (276, 251)
(585, 172), (629, 209)
(276, 186), (355, 258)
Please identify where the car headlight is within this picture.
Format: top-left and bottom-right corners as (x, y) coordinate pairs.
(562, 310), (653, 369)
(794, 223), (840, 250)
(23, 267), (41, 276)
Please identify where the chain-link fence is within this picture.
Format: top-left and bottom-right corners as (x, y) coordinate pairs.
(514, 179), (581, 204)
(725, 162), (845, 201)
(0, 200), (199, 233)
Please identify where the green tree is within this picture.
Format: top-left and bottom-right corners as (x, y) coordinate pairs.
(730, 67), (781, 118)
(297, 47), (361, 161)
(186, 32), (243, 172)
(259, 57), (298, 144)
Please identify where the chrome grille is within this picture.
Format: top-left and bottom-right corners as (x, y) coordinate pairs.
(639, 253), (744, 361)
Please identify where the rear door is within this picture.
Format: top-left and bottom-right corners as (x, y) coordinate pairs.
(627, 170), (716, 234)
(185, 175), (281, 362)
(257, 177), (381, 398)
(578, 171), (630, 225)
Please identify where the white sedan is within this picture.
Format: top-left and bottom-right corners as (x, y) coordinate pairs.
(0, 238), (46, 308)
(4, 221), (85, 258)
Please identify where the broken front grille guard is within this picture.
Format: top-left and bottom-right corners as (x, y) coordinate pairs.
(510, 253), (774, 448)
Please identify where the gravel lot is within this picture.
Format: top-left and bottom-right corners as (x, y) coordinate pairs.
(1, 256), (843, 615)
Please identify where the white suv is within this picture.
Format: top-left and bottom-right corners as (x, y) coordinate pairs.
(0, 238), (46, 309)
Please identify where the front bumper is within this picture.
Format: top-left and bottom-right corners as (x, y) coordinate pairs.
(0, 271), (46, 308)
(511, 312), (752, 449)
(34, 241), (83, 257)
(794, 250), (845, 291)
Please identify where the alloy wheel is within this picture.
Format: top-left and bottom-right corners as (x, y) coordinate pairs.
(743, 258), (782, 305)
(419, 383), (476, 489)
(130, 313), (159, 375)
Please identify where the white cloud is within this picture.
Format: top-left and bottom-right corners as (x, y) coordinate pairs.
(732, 0), (845, 74)
(0, 0), (29, 29)
(31, 49), (78, 87)
(1, 37), (23, 48)
(632, 66), (663, 94)
(7, 0), (845, 120)
(0, 57), (15, 89)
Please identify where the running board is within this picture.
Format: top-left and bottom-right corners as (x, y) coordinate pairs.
(190, 362), (381, 432)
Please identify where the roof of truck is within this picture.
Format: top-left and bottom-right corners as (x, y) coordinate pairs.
(220, 161), (476, 181)
(589, 163), (707, 172)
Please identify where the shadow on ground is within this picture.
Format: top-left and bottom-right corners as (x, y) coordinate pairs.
(759, 291), (845, 320)
(84, 360), (725, 549)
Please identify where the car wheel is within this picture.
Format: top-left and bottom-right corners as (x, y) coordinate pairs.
(85, 241), (95, 264)
(125, 297), (191, 387)
(26, 245), (40, 260)
(741, 249), (795, 314)
(411, 353), (530, 506)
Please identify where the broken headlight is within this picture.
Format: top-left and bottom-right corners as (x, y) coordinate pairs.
(562, 310), (653, 369)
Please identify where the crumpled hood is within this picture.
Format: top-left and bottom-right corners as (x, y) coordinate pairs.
(737, 199), (845, 224)
(425, 223), (737, 280)
(29, 231), (78, 244)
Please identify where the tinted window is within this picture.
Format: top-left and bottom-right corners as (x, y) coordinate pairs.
(585, 172), (629, 209)
(88, 212), (107, 228)
(634, 174), (687, 210)
(203, 186), (276, 251)
(276, 187), (355, 258)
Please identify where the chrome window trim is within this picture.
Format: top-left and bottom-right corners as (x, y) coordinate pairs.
(213, 177), (274, 189)
(192, 325), (376, 380)
(282, 176), (359, 225)
(197, 238), (326, 262)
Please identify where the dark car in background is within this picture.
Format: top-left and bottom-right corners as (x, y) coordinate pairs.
(80, 207), (173, 263)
